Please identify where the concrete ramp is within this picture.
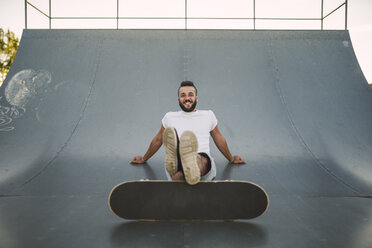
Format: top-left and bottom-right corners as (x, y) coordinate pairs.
(0, 30), (372, 247)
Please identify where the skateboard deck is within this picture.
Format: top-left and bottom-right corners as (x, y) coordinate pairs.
(108, 180), (269, 221)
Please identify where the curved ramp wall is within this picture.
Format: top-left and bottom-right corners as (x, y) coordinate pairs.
(0, 30), (371, 248)
(1, 30), (371, 195)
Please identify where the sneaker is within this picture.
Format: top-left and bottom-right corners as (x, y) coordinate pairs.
(163, 127), (178, 176)
(179, 131), (200, 185)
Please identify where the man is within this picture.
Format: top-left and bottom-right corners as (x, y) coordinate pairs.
(131, 81), (245, 185)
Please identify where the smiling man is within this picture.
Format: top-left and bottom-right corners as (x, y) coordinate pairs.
(131, 81), (245, 185)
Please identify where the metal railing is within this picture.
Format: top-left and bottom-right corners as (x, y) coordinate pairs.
(25, 0), (348, 30)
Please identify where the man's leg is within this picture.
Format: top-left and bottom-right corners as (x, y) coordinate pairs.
(171, 153), (210, 180)
(167, 130), (212, 184)
(198, 153), (212, 176)
(179, 131), (200, 185)
(163, 127), (179, 176)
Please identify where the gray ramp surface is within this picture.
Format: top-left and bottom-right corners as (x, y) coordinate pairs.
(0, 29), (372, 247)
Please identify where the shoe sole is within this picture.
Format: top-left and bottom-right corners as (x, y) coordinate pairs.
(179, 131), (200, 185)
(163, 127), (178, 175)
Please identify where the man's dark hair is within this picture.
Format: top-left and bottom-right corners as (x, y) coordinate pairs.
(178, 81), (198, 96)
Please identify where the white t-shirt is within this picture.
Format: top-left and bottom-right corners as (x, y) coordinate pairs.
(162, 110), (218, 154)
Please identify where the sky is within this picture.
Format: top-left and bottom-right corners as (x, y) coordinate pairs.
(0, 0), (371, 84)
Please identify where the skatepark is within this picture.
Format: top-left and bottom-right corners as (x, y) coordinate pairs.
(1, 3), (372, 248)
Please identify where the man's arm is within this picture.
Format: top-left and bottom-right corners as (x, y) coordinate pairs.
(130, 125), (165, 164)
(210, 125), (246, 164)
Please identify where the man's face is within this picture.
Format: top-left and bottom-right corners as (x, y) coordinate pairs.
(178, 86), (198, 112)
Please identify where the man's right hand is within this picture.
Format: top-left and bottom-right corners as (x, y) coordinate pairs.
(130, 155), (146, 164)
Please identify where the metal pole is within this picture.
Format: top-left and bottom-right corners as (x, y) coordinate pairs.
(49, 0), (51, 29)
(25, 0), (28, 29)
(345, 0), (348, 30)
(253, 0), (256, 30)
(185, 0), (187, 30)
(321, 0), (323, 30)
(117, 0), (119, 29)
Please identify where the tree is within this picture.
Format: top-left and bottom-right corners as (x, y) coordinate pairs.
(0, 28), (19, 86)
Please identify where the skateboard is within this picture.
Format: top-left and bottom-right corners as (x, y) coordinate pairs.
(108, 180), (269, 221)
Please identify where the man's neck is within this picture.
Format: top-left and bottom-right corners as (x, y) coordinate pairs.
(183, 109), (197, 113)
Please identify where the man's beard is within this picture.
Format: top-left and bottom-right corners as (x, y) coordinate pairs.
(179, 100), (197, 112)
